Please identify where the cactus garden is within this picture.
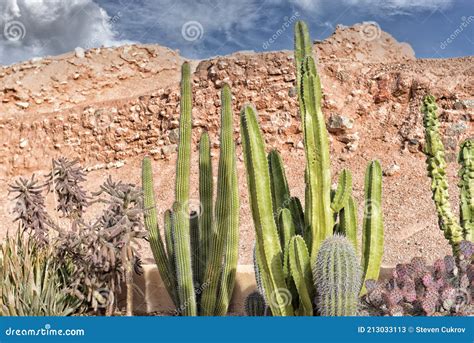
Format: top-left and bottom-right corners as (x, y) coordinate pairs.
(0, 19), (472, 319)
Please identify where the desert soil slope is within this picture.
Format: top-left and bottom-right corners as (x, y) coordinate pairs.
(0, 23), (472, 267)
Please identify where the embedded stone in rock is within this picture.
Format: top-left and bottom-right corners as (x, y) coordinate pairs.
(383, 164), (400, 177)
(327, 114), (354, 133)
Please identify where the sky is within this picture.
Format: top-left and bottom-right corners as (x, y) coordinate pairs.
(0, 0), (473, 65)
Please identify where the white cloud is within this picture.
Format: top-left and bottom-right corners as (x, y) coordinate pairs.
(290, 0), (452, 16)
(0, 0), (132, 65)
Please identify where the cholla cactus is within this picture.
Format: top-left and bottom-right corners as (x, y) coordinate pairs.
(363, 240), (474, 316)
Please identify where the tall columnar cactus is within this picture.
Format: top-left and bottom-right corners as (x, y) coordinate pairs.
(314, 235), (362, 316)
(458, 140), (473, 242)
(241, 20), (385, 316)
(361, 161), (384, 293)
(421, 95), (471, 253)
(142, 63), (239, 316)
(295, 21), (333, 261)
(240, 105), (294, 316)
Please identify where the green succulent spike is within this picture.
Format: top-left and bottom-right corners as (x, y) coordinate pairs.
(190, 213), (200, 290)
(240, 105), (293, 316)
(422, 95), (464, 253)
(288, 235), (314, 316)
(172, 62), (197, 316)
(337, 196), (358, 253)
(163, 209), (176, 286)
(268, 149), (291, 220)
(331, 169), (352, 213)
(295, 21), (333, 263)
(314, 235), (362, 316)
(459, 139), (474, 242)
(200, 84), (239, 316)
(142, 157), (178, 307)
(289, 196), (305, 237)
(198, 132), (213, 284)
(361, 160), (384, 293)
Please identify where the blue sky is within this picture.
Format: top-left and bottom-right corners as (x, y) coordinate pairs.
(0, 0), (473, 65)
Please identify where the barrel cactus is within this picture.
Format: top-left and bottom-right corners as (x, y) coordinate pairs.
(314, 235), (362, 316)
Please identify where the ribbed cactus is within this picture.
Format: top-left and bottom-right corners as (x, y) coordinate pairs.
(458, 139), (473, 242)
(244, 291), (267, 316)
(241, 20), (385, 316)
(142, 63), (239, 316)
(240, 105), (294, 316)
(314, 235), (362, 316)
(421, 95), (470, 253)
(361, 160), (384, 294)
(295, 21), (333, 261)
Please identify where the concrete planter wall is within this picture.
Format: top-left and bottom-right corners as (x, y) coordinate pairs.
(126, 264), (393, 315)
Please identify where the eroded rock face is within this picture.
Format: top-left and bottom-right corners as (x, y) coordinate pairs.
(0, 23), (471, 176)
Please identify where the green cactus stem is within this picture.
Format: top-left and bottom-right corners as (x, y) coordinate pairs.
(361, 160), (384, 293)
(337, 196), (358, 253)
(295, 21), (333, 262)
(288, 235), (314, 316)
(245, 291), (267, 316)
(142, 157), (178, 307)
(173, 62), (197, 315)
(422, 95), (464, 253)
(200, 84), (239, 316)
(458, 139), (474, 242)
(240, 104), (293, 316)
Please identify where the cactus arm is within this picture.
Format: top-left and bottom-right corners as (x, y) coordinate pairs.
(361, 160), (384, 294)
(173, 62), (197, 315)
(279, 208), (296, 281)
(240, 104), (293, 316)
(268, 149), (291, 219)
(288, 235), (314, 316)
(338, 196), (358, 253)
(190, 214), (200, 291)
(163, 209), (176, 286)
(458, 139), (474, 242)
(331, 169), (352, 213)
(201, 84), (239, 316)
(142, 157), (178, 307)
(198, 132), (213, 289)
(422, 95), (464, 253)
(302, 56), (333, 262)
(289, 196), (305, 237)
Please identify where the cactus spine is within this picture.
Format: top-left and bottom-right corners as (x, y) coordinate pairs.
(314, 235), (362, 316)
(143, 64), (239, 316)
(422, 95), (466, 253)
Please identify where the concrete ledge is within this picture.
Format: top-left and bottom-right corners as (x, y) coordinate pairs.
(128, 264), (393, 315)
